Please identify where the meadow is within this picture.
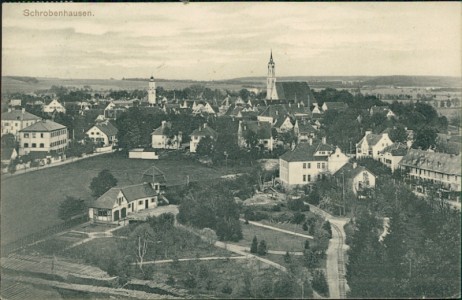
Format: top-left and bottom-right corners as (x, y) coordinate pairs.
(0, 152), (236, 245)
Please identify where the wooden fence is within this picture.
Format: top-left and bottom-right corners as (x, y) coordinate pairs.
(1, 215), (89, 256)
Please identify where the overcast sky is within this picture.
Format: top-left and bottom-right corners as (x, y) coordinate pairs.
(2, 2), (461, 80)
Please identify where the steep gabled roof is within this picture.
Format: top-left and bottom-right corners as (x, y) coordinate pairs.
(280, 142), (334, 162)
(94, 122), (118, 137)
(151, 122), (172, 136)
(298, 122), (317, 134)
(259, 104), (288, 119)
(381, 142), (408, 156)
(334, 162), (375, 179)
(241, 121), (272, 139)
(399, 149), (461, 175)
(191, 126), (218, 139)
(20, 120), (66, 132)
(275, 82), (314, 106)
(91, 183), (158, 209)
(274, 115), (292, 128)
(1, 110), (41, 121)
(358, 132), (387, 147)
(141, 166), (167, 184)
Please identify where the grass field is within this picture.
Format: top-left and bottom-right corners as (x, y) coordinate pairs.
(236, 223), (309, 252)
(0, 152), (239, 245)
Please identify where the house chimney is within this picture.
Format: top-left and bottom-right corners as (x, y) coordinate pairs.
(297, 102), (300, 108)
(203, 123), (207, 129)
(308, 138), (313, 145)
(353, 162), (357, 169)
(161, 120), (166, 127)
(322, 136), (327, 144)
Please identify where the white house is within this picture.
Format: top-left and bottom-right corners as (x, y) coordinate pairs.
(43, 99), (66, 114)
(190, 124), (218, 153)
(399, 149), (461, 201)
(356, 131), (393, 160)
(274, 115), (294, 133)
(377, 143), (408, 172)
(238, 120), (274, 151)
(334, 162), (376, 196)
(19, 120), (68, 156)
(279, 140), (349, 188)
(1, 108), (42, 138)
(151, 121), (182, 150)
(86, 121), (119, 147)
(88, 182), (166, 224)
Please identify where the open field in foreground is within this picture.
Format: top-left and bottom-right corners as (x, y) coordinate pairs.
(0, 153), (239, 245)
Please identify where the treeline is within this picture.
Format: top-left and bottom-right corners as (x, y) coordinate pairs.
(346, 180), (461, 298)
(318, 89), (448, 152)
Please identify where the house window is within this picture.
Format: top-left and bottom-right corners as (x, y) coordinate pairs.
(24, 133), (29, 138)
(139, 200), (143, 205)
(91, 132), (95, 135)
(4, 122), (9, 126)
(32, 133), (36, 138)
(24, 143), (29, 148)
(317, 163), (320, 169)
(303, 175), (306, 182)
(303, 163), (307, 169)
(321, 163), (325, 169)
(307, 163), (311, 169)
(128, 203), (131, 208)
(32, 143), (36, 148)
(308, 175), (311, 182)
(151, 198), (155, 203)
(39, 143), (44, 148)
(40, 133), (43, 138)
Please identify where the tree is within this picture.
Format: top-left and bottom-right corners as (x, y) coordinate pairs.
(304, 240), (310, 249)
(312, 270), (329, 296)
(90, 169), (118, 197)
(129, 223), (155, 271)
(302, 222), (308, 231)
(412, 127), (437, 150)
(303, 248), (318, 268)
(201, 228), (218, 245)
(283, 251), (292, 264)
(257, 240), (267, 256)
(1, 133), (17, 149)
(288, 198), (308, 211)
(389, 125), (408, 143)
(196, 136), (216, 156)
(58, 196), (86, 220)
(250, 236), (258, 254)
(292, 212), (306, 224)
(322, 221), (332, 239)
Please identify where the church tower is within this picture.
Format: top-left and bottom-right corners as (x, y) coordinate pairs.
(148, 75), (156, 105)
(266, 50), (276, 100)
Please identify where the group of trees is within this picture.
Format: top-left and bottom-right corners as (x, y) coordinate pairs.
(177, 181), (243, 242)
(250, 236), (268, 256)
(346, 185), (461, 298)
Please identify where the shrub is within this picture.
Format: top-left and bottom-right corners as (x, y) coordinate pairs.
(322, 221), (333, 239)
(292, 212), (306, 224)
(257, 240), (267, 256)
(250, 236), (258, 254)
(302, 222), (308, 231)
(288, 198), (309, 212)
(303, 248), (318, 268)
(221, 283), (233, 295)
(312, 270), (329, 296)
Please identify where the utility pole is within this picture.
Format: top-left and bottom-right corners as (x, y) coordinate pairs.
(342, 170), (345, 216)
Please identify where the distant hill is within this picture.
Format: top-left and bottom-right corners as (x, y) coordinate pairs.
(361, 76), (461, 88)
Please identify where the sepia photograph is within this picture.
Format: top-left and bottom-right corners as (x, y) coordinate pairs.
(1, 2), (461, 299)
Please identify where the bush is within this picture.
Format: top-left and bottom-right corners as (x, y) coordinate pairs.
(250, 236), (258, 254)
(322, 221), (333, 239)
(302, 222), (308, 231)
(257, 240), (267, 256)
(221, 283), (233, 295)
(292, 212), (306, 224)
(303, 249), (318, 268)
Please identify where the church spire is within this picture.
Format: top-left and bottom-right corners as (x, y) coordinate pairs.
(269, 49), (274, 64)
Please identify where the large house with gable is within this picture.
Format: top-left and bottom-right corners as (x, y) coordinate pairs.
(85, 121), (118, 147)
(89, 167), (168, 223)
(151, 121), (182, 150)
(356, 131), (393, 160)
(238, 120), (274, 151)
(279, 139), (349, 188)
(399, 149), (461, 201)
(1, 108), (42, 138)
(190, 124), (218, 153)
(18, 120), (68, 156)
